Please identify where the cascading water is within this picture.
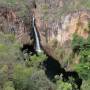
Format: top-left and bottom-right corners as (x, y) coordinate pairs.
(32, 17), (42, 53)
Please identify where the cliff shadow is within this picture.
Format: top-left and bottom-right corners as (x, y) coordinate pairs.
(21, 44), (36, 55)
(43, 55), (82, 90)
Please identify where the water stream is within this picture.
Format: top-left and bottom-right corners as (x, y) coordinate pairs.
(32, 17), (42, 53)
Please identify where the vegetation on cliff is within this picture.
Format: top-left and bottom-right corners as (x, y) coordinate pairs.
(0, 0), (90, 90)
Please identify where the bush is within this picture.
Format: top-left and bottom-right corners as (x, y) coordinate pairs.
(0, 33), (23, 64)
(74, 63), (90, 80)
(71, 33), (85, 52)
(81, 80), (90, 90)
(86, 34), (90, 45)
(0, 65), (8, 88)
(27, 70), (55, 90)
(13, 65), (55, 90)
(13, 64), (34, 90)
(26, 53), (47, 68)
(56, 80), (72, 90)
(80, 50), (90, 63)
(3, 81), (15, 90)
(4, 87), (15, 90)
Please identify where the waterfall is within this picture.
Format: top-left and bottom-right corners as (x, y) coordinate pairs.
(33, 17), (42, 53)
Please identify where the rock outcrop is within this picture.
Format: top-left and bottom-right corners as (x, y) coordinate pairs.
(35, 9), (90, 45)
(34, 0), (90, 47)
(0, 6), (31, 44)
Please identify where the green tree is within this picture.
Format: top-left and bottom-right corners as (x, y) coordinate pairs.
(82, 80), (90, 90)
(13, 64), (34, 90)
(27, 70), (55, 90)
(26, 53), (47, 68)
(3, 81), (15, 90)
(56, 80), (72, 90)
(74, 63), (90, 80)
(80, 50), (90, 63)
(0, 33), (23, 65)
(71, 33), (85, 52)
(0, 65), (8, 89)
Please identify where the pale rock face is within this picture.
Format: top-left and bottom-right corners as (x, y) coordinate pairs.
(34, 0), (90, 46)
(35, 10), (90, 45)
(59, 0), (64, 8)
(58, 11), (90, 44)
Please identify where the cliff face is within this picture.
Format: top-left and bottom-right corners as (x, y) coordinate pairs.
(34, 0), (90, 46)
(51, 10), (90, 44)
(0, 0), (90, 49)
(0, 6), (32, 44)
(0, 0), (90, 67)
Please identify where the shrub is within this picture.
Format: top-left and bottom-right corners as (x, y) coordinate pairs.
(26, 53), (47, 68)
(80, 50), (90, 63)
(27, 70), (55, 90)
(56, 80), (72, 90)
(3, 81), (15, 90)
(86, 34), (90, 45)
(0, 65), (8, 88)
(74, 63), (90, 80)
(13, 64), (34, 90)
(0, 33), (23, 64)
(71, 33), (85, 52)
(13, 65), (55, 90)
(4, 87), (15, 90)
(81, 80), (90, 90)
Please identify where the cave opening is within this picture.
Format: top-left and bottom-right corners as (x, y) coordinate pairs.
(21, 44), (36, 55)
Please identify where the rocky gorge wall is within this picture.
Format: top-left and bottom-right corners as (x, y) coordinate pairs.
(0, 0), (90, 56)
(34, 0), (90, 47)
(35, 9), (90, 45)
(0, 6), (32, 44)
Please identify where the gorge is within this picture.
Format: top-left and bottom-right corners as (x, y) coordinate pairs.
(21, 15), (83, 90)
(0, 0), (90, 90)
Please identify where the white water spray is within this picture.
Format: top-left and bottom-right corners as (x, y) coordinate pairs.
(33, 17), (42, 53)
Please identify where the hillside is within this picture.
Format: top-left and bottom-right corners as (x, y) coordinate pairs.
(0, 0), (90, 90)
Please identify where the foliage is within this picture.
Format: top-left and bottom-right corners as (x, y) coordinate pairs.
(42, 4), (49, 14)
(26, 53), (47, 68)
(0, 33), (24, 90)
(71, 32), (90, 89)
(81, 0), (90, 9)
(0, 32), (49, 90)
(71, 33), (85, 51)
(0, 33), (23, 64)
(13, 66), (55, 90)
(1, 0), (90, 90)
(71, 32), (90, 63)
(0, 0), (29, 17)
(27, 70), (55, 90)
(50, 45), (73, 68)
(56, 79), (72, 90)
(80, 49), (90, 63)
(3, 81), (15, 90)
(74, 63), (90, 80)
(84, 21), (90, 33)
(81, 80), (90, 90)
(36, 0), (90, 23)
(0, 65), (8, 88)
(86, 34), (90, 44)
(13, 64), (34, 90)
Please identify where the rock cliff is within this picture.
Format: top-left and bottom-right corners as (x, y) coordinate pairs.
(0, 6), (32, 44)
(34, 0), (90, 46)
